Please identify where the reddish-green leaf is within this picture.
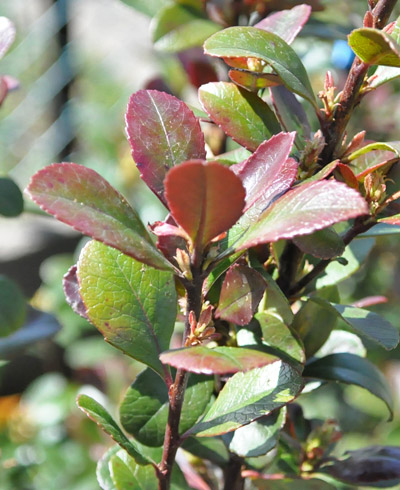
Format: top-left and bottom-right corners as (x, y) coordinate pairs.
(215, 264), (266, 326)
(255, 4), (311, 44)
(26, 163), (173, 271)
(198, 82), (280, 151)
(160, 346), (279, 375)
(234, 181), (369, 250)
(228, 70), (281, 92)
(126, 90), (206, 205)
(349, 28), (400, 67)
(232, 132), (296, 212)
(204, 27), (316, 106)
(164, 160), (245, 249)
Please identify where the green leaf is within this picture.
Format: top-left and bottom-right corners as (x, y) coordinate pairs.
(360, 223), (400, 236)
(293, 227), (345, 260)
(249, 478), (335, 489)
(346, 141), (400, 161)
(77, 240), (177, 376)
(182, 436), (229, 466)
(152, 4), (220, 53)
(224, 408), (286, 458)
(369, 16), (400, 87)
(26, 163), (173, 271)
(97, 445), (119, 490)
(160, 346), (279, 374)
(229, 69), (281, 92)
(348, 28), (400, 67)
(189, 361), (303, 437)
(77, 395), (151, 465)
(198, 82), (281, 151)
(0, 177), (24, 217)
(0, 275), (26, 338)
(119, 0), (168, 17)
(215, 264), (266, 325)
(315, 330), (366, 358)
(109, 450), (158, 490)
(120, 368), (213, 446)
(204, 27), (316, 106)
(255, 312), (305, 365)
(303, 353), (394, 420)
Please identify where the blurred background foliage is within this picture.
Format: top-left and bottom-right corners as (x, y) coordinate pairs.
(1, 0), (400, 488)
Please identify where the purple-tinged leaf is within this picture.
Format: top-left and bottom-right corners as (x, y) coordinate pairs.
(302, 160), (339, 183)
(215, 264), (266, 326)
(0, 17), (15, 60)
(125, 90), (206, 205)
(352, 296), (388, 308)
(255, 5), (311, 45)
(270, 85), (311, 149)
(26, 163), (173, 271)
(198, 82), (280, 151)
(336, 163), (359, 189)
(63, 265), (88, 319)
(234, 181), (369, 250)
(149, 215), (188, 266)
(164, 160), (245, 249)
(293, 228), (345, 259)
(379, 214), (400, 225)
(232, 132), (296, 212)
(160, 346), (279, 375)
(228, 69), (281, 92)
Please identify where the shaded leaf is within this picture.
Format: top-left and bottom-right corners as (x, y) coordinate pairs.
(248, 478), (335, 489)
(160, 346), (279, 375)
(152, 4), (220, 53)
(199, 82), (280, 151)
(120, 368), (213, 446)
(26, 163), (172, 271)
(126, 90), (206, 205)
(204, 27), (316, 105)
(182, 437), (229, 467)
(234, 181), (368, 250)
(349, 28), (400, 67)
(224, 408), (286, 458)
(301, 160), (339, 183)
(63, 265), (88, 319)
(293, 228), (345, 259)
(256, 312), (305, 365)
(164, 160), (245, 249)
(0, 177), (24, 217)
(189, 361), (303, 437)
(0, 17), (15, 59)
(77, 394), (150, 465)
(0, 275), (26, 338)
(109, 450), (157, 489)
(203, 251), (245, 295)
(215, 264), (266, 325)
(228, 69), (281, 92)
(303, 353), (394, 420)
(254, 5), (311, 44)
(77, 240), (177, 377)
(270, 86), (311, 150)
(362, 222), (400, 236)
(97, 445), (119, 490)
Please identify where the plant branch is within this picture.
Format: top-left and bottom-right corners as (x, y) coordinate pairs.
(223, 455), (245, 490)
(277, 242), (304, 296)
(319, 0), (397, 165)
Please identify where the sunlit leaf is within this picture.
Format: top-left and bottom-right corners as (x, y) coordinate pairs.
(349, 28), (400, 66)
(97, 445), (119, 490)
(126, 90), (206, 205)
(63, 265), (88, 319)
(109, 450), (157, 489)
(164, 160), (245, 249)
(0, 177), (24, 217)
(199, 82), (280, 151)
(204, 27), (316, 105)
(26, 163), (172, 271)
(77, 240), (177, 377)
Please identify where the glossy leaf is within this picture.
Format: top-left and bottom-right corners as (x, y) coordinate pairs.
(321, 446), (400, 487)
(270, 86), (311, 150)
(152, 4), (220, 53)
(160, 346), (279, 375)
(0, 275), (26, 338)
(120, 368), (213, 446)
(0, 177), (24, 217)
(293, 228), (345, 259)
(199, 82), (280, 151)
(0, 17), (15, 59)
(348, 28), (400, 67)
(109, 450), (157, 489)
(256, 312), (305, 365)
(189, 361), (303, 437)
(215, 264), (266, 325)
(254, 5), (311, 44)
(77, 240), (177, 376)
(204, 27), (316, 105)
(126, 90), (206, 205)
(63, 265), (88, 319)
(232, 132), (296, 212)
(26, 163), (172, 271)
(77, 394), (150, 465)
(303, 353), (394, 419)
(164, 160), (245, 249)
(225, 408), (286, 458)
(234, 181), (368, 250)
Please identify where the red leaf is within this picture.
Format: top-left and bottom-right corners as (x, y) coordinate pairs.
(26, 163), (173, 271)
(165, 160), (245, 249)
(125, 90), (206, 206)
(235, 180), (369, 249)
(337, 163), (359, 189)
(215, 264), (266, 326)
(232, 132), (297, 212)
(160, 346), (279, 374)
